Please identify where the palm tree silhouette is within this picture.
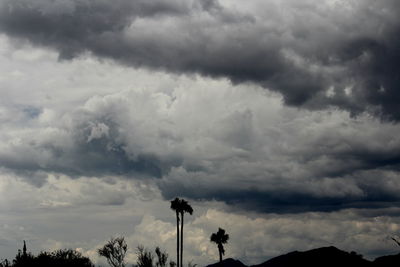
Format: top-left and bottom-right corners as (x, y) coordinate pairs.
(180, 199), (193, 267)
(210, 228), (229, 263)
(170, 198), (193, 267)
(170, 198), (181, 267)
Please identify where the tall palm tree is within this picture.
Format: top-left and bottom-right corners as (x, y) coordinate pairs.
(179, 200), (193, 267)
(210, 228), (229, 263)
(170, 198), (181, 267)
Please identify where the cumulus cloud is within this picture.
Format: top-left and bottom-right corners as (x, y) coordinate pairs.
(0, 0), (399, 119)
(1, 83), (400, 213)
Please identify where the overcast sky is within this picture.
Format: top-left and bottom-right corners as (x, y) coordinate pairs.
(1, 0), (400, 266)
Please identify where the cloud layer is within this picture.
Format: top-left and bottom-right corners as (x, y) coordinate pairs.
(1, 0), (399, 120)
(1, 82), (400, 213)
(1, 1), (400, 264)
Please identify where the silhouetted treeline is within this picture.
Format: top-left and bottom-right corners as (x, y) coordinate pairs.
(0, 247), (94, 267)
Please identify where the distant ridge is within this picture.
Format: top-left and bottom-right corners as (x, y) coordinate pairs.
(373, 253), (400, 267)
(206, 258), (247, 267)
(205, 246), (400, 267)
(251, 246), (372, 267)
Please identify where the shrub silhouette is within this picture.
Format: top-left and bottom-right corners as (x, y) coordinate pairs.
(155, 247), (168, 267)
(136, 246), (154, 267)
(98, 236), (128, 267)
(12, 248), (93, 267)
(135, 245), (175, 267)
(35, 249), (94, 267)
(12, 241), (34, 267)
(0, 259), (10, 267)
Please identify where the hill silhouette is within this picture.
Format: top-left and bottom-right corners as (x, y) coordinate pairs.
(206, 246), (400, 267)
(251, 246), (371, 267)
(206, 258), (247, 267)
(373, 253), (400, 267)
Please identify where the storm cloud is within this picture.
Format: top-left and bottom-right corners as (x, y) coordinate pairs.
(1, 4), (400, 262)
(0, 0), (399, 120)
(1, 85), (400, 213)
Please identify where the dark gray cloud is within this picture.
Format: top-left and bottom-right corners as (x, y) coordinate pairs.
(159, 170), (400, 214)
(1, 0), (399, 120)
(0, 0), (190, 58)
(1, 88), (400, 213)
(0, 107), (176, 182)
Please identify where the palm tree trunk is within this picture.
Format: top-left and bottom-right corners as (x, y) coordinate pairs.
(180, 212), (184, 267)
(176, 211), (180, 267)
(219, 246), (222, 263)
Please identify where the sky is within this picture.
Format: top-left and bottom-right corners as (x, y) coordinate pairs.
(0, 0), (400, 265)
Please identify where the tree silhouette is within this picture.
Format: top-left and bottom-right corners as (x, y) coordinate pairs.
(170, 198), (181, 267)
(12, 241), (34, 267)
(38, 249), (94, 267)
(22, 241), (27, 259)
(155, 247), (168, 267)
(135, 245), (174, 267)
(0, 259), (10, 267)
(170, 198), (193, 267)
(12, 248), (94, 267)
(136, 246), (154, 267)
(179, 199), (193, 267)
(210, 228), (229, 263)
(98, 236), (127, 267)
